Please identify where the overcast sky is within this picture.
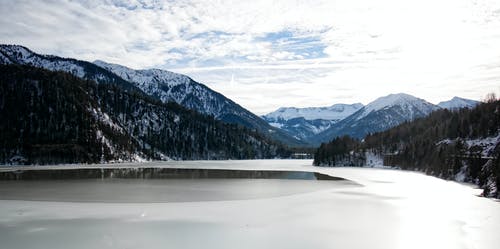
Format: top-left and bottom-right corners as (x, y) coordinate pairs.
(1, 0), (500, 114)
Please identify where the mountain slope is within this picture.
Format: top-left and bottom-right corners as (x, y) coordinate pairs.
(0, 44), (304, 147)
(93, 60), (237, 118)
(93, 60), (305, 146)
(0, 44), (139, 91)
(0, 65), (290, 164)
(438, 96), (480, 110)
(313, 98), (500, 197)
(311, 93), (440, 144)
(262, 103), (363, 141)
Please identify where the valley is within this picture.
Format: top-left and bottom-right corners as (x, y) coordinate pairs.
(1, 1), (499, 249)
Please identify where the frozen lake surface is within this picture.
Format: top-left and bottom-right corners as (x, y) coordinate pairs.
(0, 168), (350, 202)
(0, 159), (499, 249)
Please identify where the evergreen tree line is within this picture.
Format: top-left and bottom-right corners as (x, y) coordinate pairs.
(0, 65), (291, 164)
(314, 97), (500, 197)
(313, 136), (365, 166)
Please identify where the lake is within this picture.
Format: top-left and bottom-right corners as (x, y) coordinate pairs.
(0, 159), (499, 249)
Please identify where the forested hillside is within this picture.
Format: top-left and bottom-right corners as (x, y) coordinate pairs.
(314, 97), (500, 197)
(0, 65), (290, 164)
(0, 45), (305, 147)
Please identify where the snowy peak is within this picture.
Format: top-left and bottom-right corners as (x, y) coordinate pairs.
(438, 97), (480, 110)
(0, 44), (86, 78)
(261, 103), (363, 142)
(263, 103), (364, 121)
(93, 60), (191, 89)
(310, 93), (441, 144)
(357, 93), (439, 120)
(94, 60), (239, 121)
(0, 44), (140, 92)
(0, 45), (30, 64)
(0, 45), (34, 62)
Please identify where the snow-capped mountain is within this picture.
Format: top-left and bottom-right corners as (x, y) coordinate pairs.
(310, 93), (440, 144)
(354, 93), (438, 121)
(438, 97), (480, 110)
(0, 44), (304, 147)
(93, 60), (238, 120)
(92, 60), (304, 146)
(262, 103), (363, 141)
(0, 45), (138, 91)
(263, 103), (364, 121)
(0, 64), (288, 164)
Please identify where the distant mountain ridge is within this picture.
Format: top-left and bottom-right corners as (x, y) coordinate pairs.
(262, 103), (363, 141)
(1, 45), (481, 148)
(438, 96), (480, 110)
(309, 93), (441, 144)
(0, 44), (305, 147)
(265, 93), (480, 145)
(263, 103), (364, 121)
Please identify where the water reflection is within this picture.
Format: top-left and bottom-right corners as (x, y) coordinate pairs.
(0, 168), (343, 181)
(0, 168), (352, 203)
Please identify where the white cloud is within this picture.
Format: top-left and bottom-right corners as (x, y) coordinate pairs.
(1, 0), (500, 114)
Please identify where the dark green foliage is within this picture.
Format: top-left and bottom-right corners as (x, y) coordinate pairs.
(313, 136), (365, 166)
(0, 65), (290, 164)
(364, 100), (500, 152)
(0, 44), (305, 148)
(0, 65), (103, 164)
(363, 99), (499, 180)
(313, 97), (500, 197)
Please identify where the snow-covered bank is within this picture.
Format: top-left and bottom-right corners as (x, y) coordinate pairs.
(0, 160), (499, 249)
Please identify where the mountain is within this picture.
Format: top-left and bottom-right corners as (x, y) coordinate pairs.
(0, 45), (304, 147)
(314, 97), (500, 198)
(310, 93), (440, 144)
(438, 96), (480, 110)
(262, 103), (363, 141)
(0, 44), (139, 91)
(0, 64), (290, 164)
(263, 103), (364, 121)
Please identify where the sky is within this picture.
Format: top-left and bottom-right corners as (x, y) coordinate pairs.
(1, 0), (500, 115)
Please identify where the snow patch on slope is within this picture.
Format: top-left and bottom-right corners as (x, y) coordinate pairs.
(94, 60), (190, 89)
(93, 60), (231, 119)
(465, 134), (500, 157)
(89, 107), (124, 132)
(0, 45), (86, 78)
(269, 122), (284, 129)
(89, 106), (156, 163)
(365, 152), (385, 167)
(437, 133), (500, 158)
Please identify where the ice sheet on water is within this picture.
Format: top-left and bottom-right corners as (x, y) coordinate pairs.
(0, 160), (499, 249)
